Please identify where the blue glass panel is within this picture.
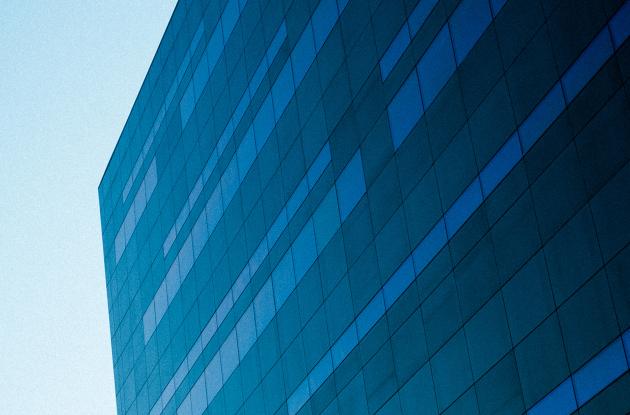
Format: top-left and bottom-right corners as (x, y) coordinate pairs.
(236, 305), (257, 357)
(253, 96), (275, 149)
(380, 23), (411, 79)
(417, 25), (456, 107)
(610, 1), (630, 48)
(254, 280), (276, 335)
(409, 0), (439, 35)
(357, 291), (386, 337)
(313, 189), (341, 251)
(249, 57), (267, 96)
(308, 351), (333, 392)
(143, 303), (156, 342)
(292, 219), (317, 281)
(449, 0), (492, 63)
(388, 69), (423, 149)
(307, 143), (331, 187)
(190, 376), (208, 414)
(412, 219), (447, 275)
(562, 30), (613, 102)
(272, 62), (295, 118)
(178, 236), (195, 277)
(249, 238), (268, 275)
(237, 129), (256, 180)
(204, 355), (223, 402)
(205, 28), (224, 73)
(573, 338), (628, 405)
(528, 378), (576, 415)
(287, 178), (308, 218)
(220, 158), (240, 207)
(288, 380), (309, 415)
(205, 187), (224, 233)
(336, 151), (366, 221)
(268, 21), (287, 61)
(490, 0), (508, 16)
(268, 207), (288, 247)
(180, 84), (196, 126)
(480, 132), (522, 196)
(624, 329), (630, 364)
(220, 331), (239, 380)
(193, 55), (209, 100)
(221, 0), (239, 39)
(337, 0), (349, 12)
(291, 23), (316, 85)
(445, 178), (483, 237)
(518, 83), (566, 152)
(332, 322), (358, 367)
(383, 256), (415, 308)
(312, 0), (338, 50)
(272, 253), (295, 308)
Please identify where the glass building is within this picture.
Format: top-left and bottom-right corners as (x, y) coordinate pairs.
(98, 0), (630, 413)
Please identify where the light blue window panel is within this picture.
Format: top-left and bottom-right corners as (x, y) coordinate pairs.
(249, 238), (268, 276)
(332, 322), (358, 367)
(336, 151), (366, 221)
(287, 177), (308, 218)
(165, 261), (181, 303)
(528, 379), (576, 415)
(268, 22), (288, 62)
(268, 208), (288, 248)
(357, 291), (386, 337)
(190, 376), (208, 414)
(204, 355), (223, 403)
(292, 219), (317, 281)
(254, 280), (276, 335)
(417, 25), (456, 107)
(253, 96), (275, 149)
(388, 70), (423, 149)
(154, 284), (168, 323)
(337, 0), (349, 12)
(449, 0), (492, 63)
(291, 23), (316, 85)
(193, 54), (210, 100)
(272, 253), (295, 308)
(562, 30), (613, 102)
(480, 132), (522, 196)
(178, 236), (195, 278)
(313, 189), (341, 251)
(383, 256), (415, 307)
(237, 129), (256, 180)
(220, 331), (240, 381)
(380, 23), (411, 79)
(288, 380), (309, 415)
(272, 61), (295, 119)
(220, 158), (240, 208)
(307, 143), (331, 187)
(205, 187), (224, 233)
(610, 1), (630, 48)
(191, 211), (209, 257)
(312, 0), (338, 49)
(143, 304), (156, 342)
(250, 59), (267, 98)
(412, 219), (447, 274)
(309, 351), (333, 392)
(445, 178), (483, 237)
(518, 83), (566, 152)
(490, 0), (507, 16)
(573, 338), (628, 405)
(180, 85), (196, 126)
(221, 0), (240, 39)
(236, 305), (257, 357)
(205, 29), (224, 80)
(232, 267), (250, 300)
(409, 0), (439, 34)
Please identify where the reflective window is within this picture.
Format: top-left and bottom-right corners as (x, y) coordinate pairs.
(573, 339), (628, 405)
(412, 219), (447, 274)
(221, 0), (239, 38)
(480, 132), (522, 196)
(272, 253), (295, 308)
(528, 379), (576, 415)
(204, 354), (223, 402)
(381, 24), (411, 79)
(383, 256), (415, 307)
(449, 0), (492, 63)
(253, 96), (275, 149)
(518, 83), (566, 152)
(180, 83), (196, 126)
(237, 129), (256, 180)
(313, 189), (341, 251)
(336, 151), (366, 221)
(220, 158), (240, 208)
(190, 375), (207, 414)
(220, 331), (240, 381)
(490, 0), (508, 16)
(417, 25), (456, 107)
(357, 291), (385, 337)
(272, 62), (295, 118)
(268, 208), (288, 247)
(291, 23), (316, 85)
(292, 219), (317, 280)
(254, 280), (276, 335)
(409, 0), (439, 35)
(445, 178), (483, 237)
(236, 305), (257, 357)
(609, 1), (630, 48)
(308, 143), (331, 187)
(388, 71), (423, 149)
(312, 0), (338, 49)
(561, 30), (613, 102)
(332, 322), (358, 367)
(287, 380), (309, 415)
(287, 179), (308, 218)
(308, 351), (333, 391)
(205, 187), (224, 233)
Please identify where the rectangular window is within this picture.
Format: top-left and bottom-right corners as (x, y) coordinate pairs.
(518, 83), (566, 152)
(449, 0), (492, 63)
(220, 331), (240, 381)
(388, 70), (423, 149)
(445, 178), (483, 237)
(307, 143), (331, 187)
(268, 208), (288, 248)
(380, 23), (411, 79)
(236, 305), (257, 357)
(313, 189), (341, 251)
(308, 351), (333, 392)
(417, 25), (456, 107)
(609, 2), (630, 48)
(312, 0), (338, 50)
(528, 378), (576, 415)
(292, 219), (317, 281)
(409, 0), (439, 34)
(204, 354), (223, 403)
(357, 291), (385, 337)
(412, 218), (447, 275)
(336, 150), (366, 221)
(237, 129), (256, 180)
(253, 96), (275, 149)
(287, 380), (309, 415)
(291, 22), (316, 85)
(272, 253), (295, 308)
(332, 322), (358, 367)
(272, 62), (295, 119)
(254, 280), (276, 335)
(383, 256), (415, 307)
(480, 132), (522, 196)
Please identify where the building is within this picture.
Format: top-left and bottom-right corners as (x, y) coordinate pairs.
(98, 0), (630, 413)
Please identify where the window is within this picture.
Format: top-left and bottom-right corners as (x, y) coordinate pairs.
(193, 54), (210, 100)
(292, 219), (317, 281)
(445, 178), (483, 237)
(417, 25), (456, 107)
(190, 375), (207, 414)
(204, 354), (223, 402)
(308, 351), (333, 392)
(412, 218), (447, 275)
(518, 83), (565, 152)
(561, 30), (613, 102)
(313, 189), (341, 251)
(253, 96), (275, 149)
(609, 1), (630, 48)
(528, 378), (576, 415)
(409, 0), (439, 34)
(272, 62), (295, 118)
(490, 0), (508, 16)
(387, 70), (423, 149)
(287, 380), (309, 415)
(220, 330), (240, 381)
(221, 0), (240, 40)
(287, 178), (308, 219)
(220, 157), (240, 208)
(449, 0), (492, 63)
(204, 186), (223, 234)
(268, 207), (288, 248)
(383, 256), (414, 307)
(254, 280), (276, 335)
(480, 132), (522, 196)
(332, 322), (358, 367)
(291, 22), (316, 85)
(236, 305), (257, 357)
(272, 253), (295, 308)
(312, 0), (338, 50)
(336, 151), (366, 221)
(357, 291), (385, 337)
(380, 23), (411, 79)
(307, 143), (331, 187)
(180, 83), (196, 126)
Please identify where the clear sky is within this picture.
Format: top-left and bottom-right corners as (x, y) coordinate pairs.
(0, 1), (176, 413)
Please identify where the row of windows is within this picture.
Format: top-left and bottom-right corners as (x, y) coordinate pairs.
(387, 0), (504, 150)
(143, 0), (350, 350)
(149, 142), (331, 415)
(180, 0), (250, 127)
(529, 329), (630, 415)
(115, 159), (158, 263)
(121, 20), (205, 204)
(177, 150), (365, 415)
(284, 7), (630, 411)
(164, 20), (288, 257)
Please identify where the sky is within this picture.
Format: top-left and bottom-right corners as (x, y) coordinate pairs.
(0, 1), (176, 413)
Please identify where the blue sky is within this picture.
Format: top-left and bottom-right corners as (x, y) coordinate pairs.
(0, 1), (176, 413)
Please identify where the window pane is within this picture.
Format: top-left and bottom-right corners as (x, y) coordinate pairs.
(237, 129), (256, 180)
(292, 219), (317, 281)
(445, 178), (483, 237)
(236, 305), (257, 357)
(291, 22), (316, 85)
(610, 1), (630, 48)
(204, 354), (223, 402)
(383, 256), (415, 307)
(357, 291), (385, 337)
(528, 378), (576, 415)
(480, 132), (522, 196)
(272, 61), (295, 118)
(380, 23), (411, 79)
(272, 252), (295, 308)
(417, 25), (456, 107)
(518, 83), (565, 152)
(220, 330), (240, 381)
(332, 322), (358, 367)
(336, 150), (366, 221)
(412, 218), (447, 275)
(308, 351), (333, 391)
(449, 0), (492, 63)
(388, 70), (423, 149)
(313, 188), (341, 251)
(409, 0), (439, 35)
(253, 96), (275, 150)
(307, 143), (331, 187)
(312, 0), (338, 50)
(254, 280), (276, 335)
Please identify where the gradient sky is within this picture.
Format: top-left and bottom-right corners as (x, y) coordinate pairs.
(0, 1), (176, 413)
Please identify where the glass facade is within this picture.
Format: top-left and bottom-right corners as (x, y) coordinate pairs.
(98, 0), (630, 414)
